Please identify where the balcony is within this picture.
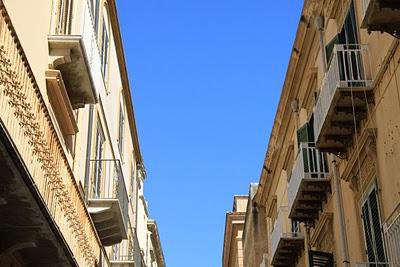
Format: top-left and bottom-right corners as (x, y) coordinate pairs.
(361, 0), (400, 38)
(87, 160), (129, 246)
(354, 263), (389, 267)
(314, 44), (373, 155)
(111, 238), (135, 267)
(271, 207), (304, 267)
(384, 212), (400, 266)
(288, 143), (330, 224)
(48, 0), (103, 108)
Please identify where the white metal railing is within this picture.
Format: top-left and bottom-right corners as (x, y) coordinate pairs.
(81, 0), (104, 97)
(384, 212), (400, 267)
(314, 44), (373, 141)
(361, 0), (371, 20)
(271, 206), (302, 259)
(288, 142), (329, 213)
(355, 263), (389, 267)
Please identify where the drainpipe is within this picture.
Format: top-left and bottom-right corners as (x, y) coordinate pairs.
(304, 224), (311, 267)
(332, 157), (350, 267)
(315, 15), (327, 73)
(84, 104), (94, 202)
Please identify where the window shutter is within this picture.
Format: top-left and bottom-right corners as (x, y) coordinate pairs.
(369, 188), (386, 263)
(325, 35), (340, 66)
(361, 187), (386, 263)
(362, 199), (376, 261)
(297, 118), (315, 174)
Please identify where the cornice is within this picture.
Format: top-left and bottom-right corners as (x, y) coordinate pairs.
(107, 0), (143, 164)
(255, 0), (320, 205)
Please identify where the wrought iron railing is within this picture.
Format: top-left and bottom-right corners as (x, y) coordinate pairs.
(288, 142), (329, 213)
(0, 3), (101, 265)
(314, 44), (373, 141)
(111, 236), (134, 262)
(271, 206), (302, 258)
(88, 159), (129, 230)
(354, 263), (389, 267)
(384, 212), (400, 266)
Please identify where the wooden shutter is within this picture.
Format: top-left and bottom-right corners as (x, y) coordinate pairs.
(297, 117), (315, 173)
(361, 187), (386, 263)
(309, 251), (334, 267)
(325, 35), (340, 66)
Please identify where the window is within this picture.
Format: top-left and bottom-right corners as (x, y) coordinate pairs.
(130, 161), (136, 202)
(296, 115), (315, 147)
(93, 124), (104, 197)
(90, 0), (100, 35)
(101, 18), (109, 78)
(118, 102), (125, 157)
(325, 2), (358, 68)
(361, 186), (386, 263)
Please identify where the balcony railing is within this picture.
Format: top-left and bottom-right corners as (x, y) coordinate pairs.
(48, 0), (104, 108)
(384, 212), (400, 266)
(288, 142), (330, 223)
(271, 206), (304, 266)
(111, 237), (135, 267)
(314, 44), (373, 153)
(0, 3), (101, 265)
(354, 263), (389, 267)
(87, 159), (129, 246)
(110, 222), (146, 267)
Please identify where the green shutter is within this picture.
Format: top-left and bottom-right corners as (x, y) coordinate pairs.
(325, 35), (340, 66)
(361, 187), (386, 263)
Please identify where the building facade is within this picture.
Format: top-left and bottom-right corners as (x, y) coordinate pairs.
(0, 0), (164, 266)
(223, 196), (248, 267)
(229, 0), (400, 267)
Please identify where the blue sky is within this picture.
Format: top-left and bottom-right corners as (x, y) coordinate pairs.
(116, 1), (303, 266)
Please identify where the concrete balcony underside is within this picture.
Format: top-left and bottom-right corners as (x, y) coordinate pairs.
(361, 0), (400, 37)
(48, 35), (97, 108)
(110, 260), (135, 267)
(289, 179), (331, 223)
(271, 236), (304, 267)
(88, 199), (128, 247)
(0, 126), (74, 267)
(316, 88), (373, 154)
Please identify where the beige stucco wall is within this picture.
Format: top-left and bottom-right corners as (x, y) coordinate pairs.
(253, 0), (400, 266)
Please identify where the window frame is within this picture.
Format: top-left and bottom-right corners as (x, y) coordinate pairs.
(117, 99), (125, 159)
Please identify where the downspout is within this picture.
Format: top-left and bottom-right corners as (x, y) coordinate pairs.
(333, 158), (350, 267)
(84, 104), (94, 201)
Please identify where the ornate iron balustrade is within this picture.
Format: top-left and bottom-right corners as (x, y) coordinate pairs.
(0, 1), (101, 265)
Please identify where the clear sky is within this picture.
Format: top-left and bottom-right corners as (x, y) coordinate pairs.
(116, 1), (303, 266)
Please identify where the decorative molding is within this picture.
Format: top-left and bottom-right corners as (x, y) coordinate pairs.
(266, 195), (277, 218)
(310, 212), (334, 251)
(342, 128), (377, 190)
(0, 3), (99, 265)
